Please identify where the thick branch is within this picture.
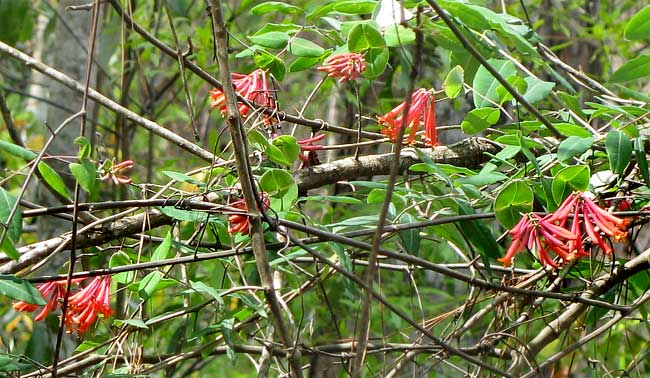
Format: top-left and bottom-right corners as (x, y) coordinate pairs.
(294, 137), (499, 191)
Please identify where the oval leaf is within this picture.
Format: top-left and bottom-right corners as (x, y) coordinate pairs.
(494, 181), (534, 229)
(249, 32), (289, 49)
(260, 169), (298, 211)
(348, 22), (386, 52)
(610, 55), (650, 83)
(605, 130), (633, 175)
(552, 165), (590, 203)
(461, 107), (500, 134)
(0, 188), (21, 243)
(250, 2), (303, 15)
(288, 37), (324, 57)
(472, 59), (516, 107)
(0, 275), (45, 305)
(443, 65), (464, 99)
(625, 6), (650, 41)
(557, 136), (593, 162)
(37, 162), (71, 199)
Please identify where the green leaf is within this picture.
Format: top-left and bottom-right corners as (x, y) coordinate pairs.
(348, 22), (385, 52)
(557, 136), (593, 162)
(222, 318), (236, 360)
(437, 0), (490, 30)
(158, 206), (210, 223)
(0, 354), (34, 372)
(553, 122), (592, 138)
(151, 232), (173, 262)
(37, 162), (71, 199)
(472, 59), (516, 107)
(522, 76), (555, 104)
(494, 181), (534, 229)
(253, 50), (287, 81)
(398, 213), (420, 256)
(289, 56), (322, 72)
(0, 275), (45, 305)
(249, 32), (290, 49)
(110, 251), (135, 284)
(457, 202), (501, 260)
(113, 319), (149, 329)
(298, 195), (362, 205)
(0, 140), (37, 160)
(188, 280), (224, 306)
(610, 55), (650, 83)
(289, 37), (325, 57)
(260, 169), (298, 212)
(443, 65), (464, 99)
(363, 47), (389, 79)
(496, 75), (527, 104)
(269, 135), (300, 166)
(1, 238), (19, 261)
(162, 171), (203, 186)
(0, 188), (21, 243)
(0, 0), (33, 45)
(552, 166), (590, 203)
(74, 136), (92, 159)
(461, 107), (500, 134)
(334, 0), (377, 14)
(457, 172), (507, 186)
(383, 24), (416, 47)
(248, 128), (271, 150)
(138, 271), (162, 300)
(250, 1), (303, 15)
(69, 160), (98, 195)
(605, 130), (633, 175)
(625, 6), (650, 41)
(636, 138), (650, 188)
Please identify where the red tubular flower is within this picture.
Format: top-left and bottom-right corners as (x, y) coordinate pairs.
(101, 159), (134, 185)
(378, 88), (437, 146)
(227, 193), (271, 235)
(209, 69), (278, 124)
(65, 276), (112, 334)
(13, 279), (84, 321)
(498, 213), (578, 268)
(297, 134), (325, 168)
(317, 52), (367, 82)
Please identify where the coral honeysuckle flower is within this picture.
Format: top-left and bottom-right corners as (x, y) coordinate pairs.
(227, 193), (270, 235)
(297, 134), (325, 169)
(13, 279), (84, 321)
(378, 88), (437, 146)
(209, 69), (278, 124)
(317, 52), (367, 82)
(65, 276), (112, 334)
(500, 192), (631, 269)
(498, 214), (578, 269)
(101, 159), (134, 185)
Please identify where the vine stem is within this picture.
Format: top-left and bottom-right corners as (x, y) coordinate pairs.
(207, 1), (303, 377)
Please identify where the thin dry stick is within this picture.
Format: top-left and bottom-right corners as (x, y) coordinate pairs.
(207, 1), (303, 377)
(352, 11), (423, 375)
(0, 40), (217, 162)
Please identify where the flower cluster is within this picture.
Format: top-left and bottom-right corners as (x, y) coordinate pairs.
(100, 159), (134, 185)
(378, 88), (437, 146)
(227, 193), (270, 235)
(297, 133), (325, 169)
(209, 69), (278, 125)
(317, 53), (367, 82)
(13, 276), (112, 334)
(500, 192), (630, 269)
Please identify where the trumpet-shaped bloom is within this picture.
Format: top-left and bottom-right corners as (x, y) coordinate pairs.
(227, 193), (270, 235)
(498, 214), (578, 269)
(378, 88), (437, 146)
(13, 280), (76, 321)
(317, 53), (367, 82)
(209, 69), (278, 124)
(101, 159), (134, 185)
(297, 134), (325, 168)
(65, 276), (112, 334)
(499, 192), (630, 269)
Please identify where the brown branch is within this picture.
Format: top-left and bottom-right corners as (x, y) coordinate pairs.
(294, 137), (499, 191)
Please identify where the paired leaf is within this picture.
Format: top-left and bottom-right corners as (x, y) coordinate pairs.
(348, 22), (385, 52)
(461, 107), (500, 134)
(552, 166), (590, 203)
(260, 169), (298, 211)
(494, 181), (534, 229)
(69, 160), (98, 196)
(472, 59), (516, 107)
